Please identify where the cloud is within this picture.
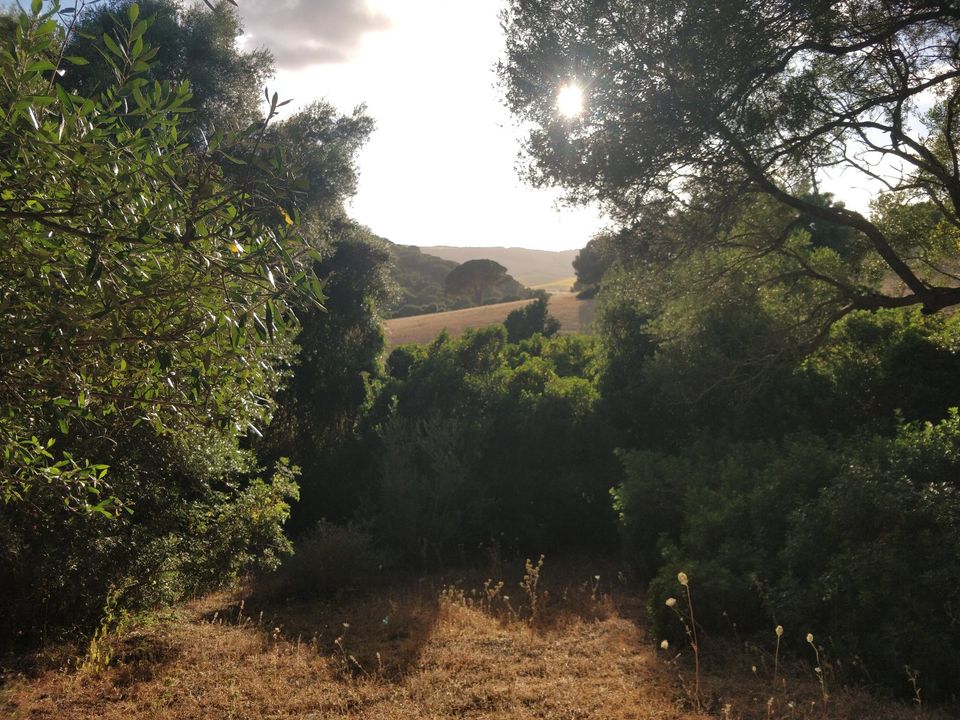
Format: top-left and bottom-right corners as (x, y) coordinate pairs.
(238, 0), (390, 68)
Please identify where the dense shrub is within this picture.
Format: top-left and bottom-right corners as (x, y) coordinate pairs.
(504, 295), (561, 343)
(259, 520), (382, 599)
(0, 428), (298, 645)
(372, 328), (620, 566)
(625, 418), (960, 700)
(604, 298), (960, 700)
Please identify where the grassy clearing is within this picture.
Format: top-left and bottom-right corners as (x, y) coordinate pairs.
(0, 560), (940, 720)
(384, 293), (595, 348)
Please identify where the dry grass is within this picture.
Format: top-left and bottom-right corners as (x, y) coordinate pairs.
(531, 277), (577, 293)
(0, 561), (944, 720)
(384, 293), (596, 348)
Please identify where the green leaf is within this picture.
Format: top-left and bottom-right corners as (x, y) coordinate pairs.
(102, 33), (124, 59)
(64, 55), (89, 65)
(128, 3), (139, 23)
(27, 60), (56, 73)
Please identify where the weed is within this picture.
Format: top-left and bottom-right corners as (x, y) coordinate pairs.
(774, 624), (783, 686)
(333, 622), (366, 677)
(905, 665), (922, 712)
(665, 570), (701, 710)
(80, 583), (131, 674)
(806, 632), (829, 703)
(520, 555), (545, 623)
(482, 578), (504, 610)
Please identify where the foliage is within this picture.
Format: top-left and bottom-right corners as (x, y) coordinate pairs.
(0, 427), (298, 644)
(262, 223), (392, 531)
(259, 519), (382, 599)
(503, 294), (561, 343)
(386, 243), (535, 318)
(444, 258), (511, 305)
(387, 243), (460, 316)
(266, 100), (375, 222)
(374, 327), (619, 566)
(777, 416), (960, 700)
(0, 1), (317, 507)
(0, 1), (320, 642)
(605, 299), (960, 699)
(501, 0), (960, 317)
(629, 416), (960, 701)
(572, 231), (617, 296)
(65, 0), (272, 133)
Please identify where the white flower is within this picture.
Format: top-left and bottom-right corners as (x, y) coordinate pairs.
(665, 597), (677, 608)
(677, 571), (689, 586)
(775, 625), (784, 637)
(806, 632), (814, 644)
(660, 639), (670, 650)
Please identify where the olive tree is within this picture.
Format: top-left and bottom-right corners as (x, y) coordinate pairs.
(501, 0), (960, 322)
(0, 2), (320, 508)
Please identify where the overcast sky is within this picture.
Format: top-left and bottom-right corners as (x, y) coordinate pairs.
(235, 0), (607, 252)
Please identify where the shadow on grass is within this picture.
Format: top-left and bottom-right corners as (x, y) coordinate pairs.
(196, 555), (639, 686)
(200, 573), (443, 682)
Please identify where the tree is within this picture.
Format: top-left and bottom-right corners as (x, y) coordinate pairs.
(65, 0), (271, 133)
(572, 232), (617, 295)
(504, 294), (561, 342)
(500, 0), (960, 321)
(444, 259), (510, 304)
(261, 223), (394, 529)
(0, 1), (322, 640)
(0, 3), (318, 506)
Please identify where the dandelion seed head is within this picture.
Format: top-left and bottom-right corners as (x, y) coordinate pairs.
(665, 597), (677, 608)
(776, 625), (784, 637)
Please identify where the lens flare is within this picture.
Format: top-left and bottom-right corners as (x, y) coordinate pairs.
(556, 82), (584, 118)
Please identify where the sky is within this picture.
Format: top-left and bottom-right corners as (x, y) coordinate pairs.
(235, 0), (607, 252)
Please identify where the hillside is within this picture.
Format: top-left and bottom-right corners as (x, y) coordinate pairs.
(419, 246), (579, 288)
(385, 292), (596, 347)
(385, 243), (535, 318)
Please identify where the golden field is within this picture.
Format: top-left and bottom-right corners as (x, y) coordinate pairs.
(385, 293), (596, 348)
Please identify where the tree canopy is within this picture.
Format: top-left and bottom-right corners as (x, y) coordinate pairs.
(500, 0), (960, 320)
(444, 258), (510, 304)
(65, 0), (271, 133)
(0, 2), (318, 506)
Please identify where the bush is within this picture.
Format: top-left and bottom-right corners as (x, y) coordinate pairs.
(259, 520), (382, 599)
(370, 330), (619, 565)
(0, 430), (299, 646)
(621, 418), (960, 700)
(504, 296), (561, 343)
(777, 416), (960, 700)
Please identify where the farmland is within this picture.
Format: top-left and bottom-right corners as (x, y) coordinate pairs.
(385, 292), (595, 348)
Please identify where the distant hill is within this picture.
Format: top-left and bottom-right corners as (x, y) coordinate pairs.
(384, 242), (535, 319)
(419, 246), (579, 288)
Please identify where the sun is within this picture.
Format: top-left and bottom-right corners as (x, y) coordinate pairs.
(556, 82), (585, 118)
